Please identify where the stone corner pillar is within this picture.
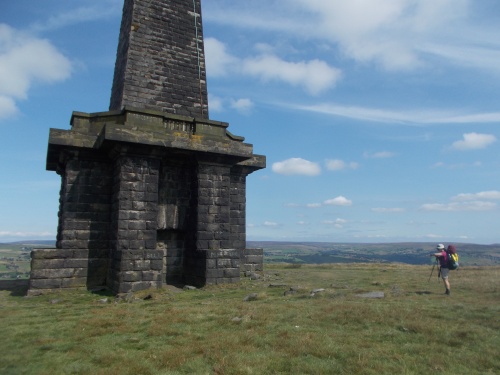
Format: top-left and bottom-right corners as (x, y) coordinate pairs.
(106, 154), (163, 294)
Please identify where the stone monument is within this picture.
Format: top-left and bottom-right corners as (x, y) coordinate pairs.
(28, 0), (265, 295)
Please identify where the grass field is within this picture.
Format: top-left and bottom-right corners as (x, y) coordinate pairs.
(1, 263), (499, 374)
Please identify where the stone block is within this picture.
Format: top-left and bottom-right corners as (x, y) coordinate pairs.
(131, 281), (153, 292)
(29, 278), (62, 289)
(142, 271), (160, 281)
(31, 259), (66, 270)
(217, 259), (232, 268)
(64, 259), (90, 268)
(150, 260), (163, 270)
(121, 271), (141, 282)
(31, 268), (78, 279)
(61, 277), (87, 288)
(244, 248), (264, 256)
(134, 260), (151, 271)
(246, 255), (263, 264)
(223, 268), (240, 278)
(31, 249), (71, 259)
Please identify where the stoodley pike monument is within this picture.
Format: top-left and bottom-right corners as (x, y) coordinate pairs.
(28, 0), (265, 295)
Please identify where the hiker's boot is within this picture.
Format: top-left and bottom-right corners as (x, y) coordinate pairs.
(445, 289), (450, 296)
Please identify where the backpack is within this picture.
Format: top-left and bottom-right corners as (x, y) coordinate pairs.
(446, 245), (459, 270)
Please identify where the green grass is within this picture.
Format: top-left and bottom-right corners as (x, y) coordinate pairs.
(1, 264), (499, 374)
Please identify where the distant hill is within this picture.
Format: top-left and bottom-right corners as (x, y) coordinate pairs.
(248, 241), (500, 266)
(2, 240), (498, 267)
(1, 240), (56, 246)
(0, 241), (55, 250)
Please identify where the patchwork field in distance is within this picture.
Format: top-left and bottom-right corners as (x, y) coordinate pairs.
(250, 241), (500, 267)
(1, 240), (498, 281)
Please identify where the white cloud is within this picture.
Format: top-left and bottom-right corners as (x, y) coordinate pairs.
(306, 203), (321, 208)
(422, 190), (500, 212)
(451, 132), (497, 150)
(421, 201), (496, 212)
(208, 94), (223, 112)
(452, 191), (500, 201)
(230, 98), (254, 114)
(0, 24), (72, 120)
(294, 0), (427, 70)
(264, 221), (279, 227)
(323, 218), (347, 228)
(272, 158), (321, 176)
(323, 196), (352, 206)
(364, 151), (395, 159)
(205, 37), (238, 77)
(242, 55), (341, 95)
(325, 159), (359, 171)
(205, 37), (341, 95)
(207, 93), (253, 114)
(372, 207), (405, 213)
(0, 96), (17, 120)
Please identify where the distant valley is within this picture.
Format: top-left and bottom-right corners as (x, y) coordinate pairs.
(248, 241), (500, 267)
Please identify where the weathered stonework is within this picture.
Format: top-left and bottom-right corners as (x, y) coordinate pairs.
(29, 0), (265, 296)
(110, 0), (209, 118)
(29, 107), (265, 294)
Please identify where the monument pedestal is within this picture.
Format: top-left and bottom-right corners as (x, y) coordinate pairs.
(29, 108), (265, 294)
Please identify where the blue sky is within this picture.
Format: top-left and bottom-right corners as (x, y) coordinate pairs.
(1, 0), (499, 244)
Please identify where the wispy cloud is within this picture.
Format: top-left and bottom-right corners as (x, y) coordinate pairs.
(322, 218), (347, 228)
(291, 102), (500, 125)
(452, 191), (500, 201)
(325, 159), (359, 171)
(205, 0), (499, 74)
(421, 201), (496, 212)
(263, 221), (279, 227)
(29, 0), (122, 33)
(422, 190), (500, 212)
(364, 151), (396, 159)
(372, 207), (405, 213)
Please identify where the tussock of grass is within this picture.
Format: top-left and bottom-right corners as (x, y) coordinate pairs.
(1, 264), (499, 374)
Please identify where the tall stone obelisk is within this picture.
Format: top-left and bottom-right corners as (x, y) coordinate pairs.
(110, 0), (209, 118)
(28, 0), (265, 296)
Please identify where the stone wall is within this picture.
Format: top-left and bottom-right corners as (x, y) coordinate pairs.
(240, 248), (264, 273)
(29, 248), (108, 294)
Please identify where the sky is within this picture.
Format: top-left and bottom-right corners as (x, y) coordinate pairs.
(0, 0), (499, 244)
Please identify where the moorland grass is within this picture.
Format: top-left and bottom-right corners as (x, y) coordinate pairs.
(0, 263), (499, 374)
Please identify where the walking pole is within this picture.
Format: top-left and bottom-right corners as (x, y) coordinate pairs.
(428, 260), (436, 282)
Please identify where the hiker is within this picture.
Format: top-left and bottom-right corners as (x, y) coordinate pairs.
(431, 244), (451, 295)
